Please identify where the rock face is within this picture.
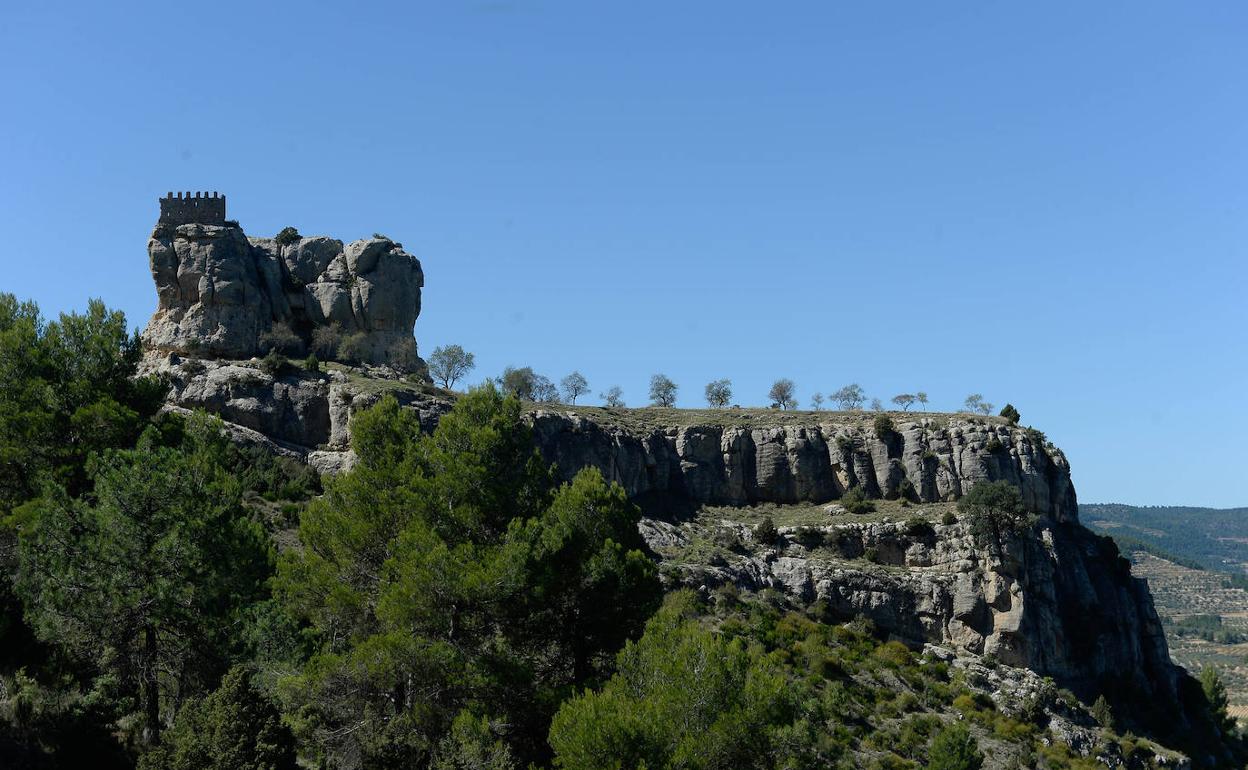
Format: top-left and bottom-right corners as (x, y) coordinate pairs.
(146, 366), (1179, 722)
(529, 412), (1078, 523)
(650, 517), (1175, 707)
(142, 220), (425, 373)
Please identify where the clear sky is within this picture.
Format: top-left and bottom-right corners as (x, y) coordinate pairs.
(2, 2), (1245, 507)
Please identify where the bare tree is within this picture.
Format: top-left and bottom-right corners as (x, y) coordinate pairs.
(891, 393), (916, 411)
(704, 379), (733, 408)
(533, 375), (559, 403)
(870, 398), (883, 412)
(428, 344), (476, 389)
(964, 394), (994, 416)
(649, 374), (678, 407)
(561, 371), (589, 404)
(810, 392), (824, 411)
(768, 379), (797, 410)
(831, 384), (866, 410)
(601, 385), (625, 407)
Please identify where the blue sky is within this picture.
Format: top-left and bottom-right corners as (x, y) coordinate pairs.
(2, 2), (1246, 507)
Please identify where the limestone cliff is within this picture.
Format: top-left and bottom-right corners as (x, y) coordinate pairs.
(142, 220), (425, 373)
(144, 362), (1185, 734)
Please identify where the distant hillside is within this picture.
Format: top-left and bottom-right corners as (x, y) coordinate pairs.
(1082, 503), (1248, 573)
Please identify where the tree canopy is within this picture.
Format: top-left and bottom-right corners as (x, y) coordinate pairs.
(275, 386), (660, 766)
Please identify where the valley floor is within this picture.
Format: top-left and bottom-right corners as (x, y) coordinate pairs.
(1129, 552), (1248, 719)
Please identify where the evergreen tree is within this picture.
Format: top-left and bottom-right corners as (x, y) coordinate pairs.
(18, 422), (273, 745)
(276, 386), (659, 766)
(137, 666), (296, 770)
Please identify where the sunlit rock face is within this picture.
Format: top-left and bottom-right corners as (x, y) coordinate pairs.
(142, 219), (424, 374)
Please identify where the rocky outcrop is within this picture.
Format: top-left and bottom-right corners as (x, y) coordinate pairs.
(142, 220), (425, 373)
(651, 517), (1174, 705)
(529, 412), (1078, 523)
(145, 358), (451, 473)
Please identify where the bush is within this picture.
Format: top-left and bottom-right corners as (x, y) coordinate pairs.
(941, 511), (958, 526)
(259, 351), (289, 377)
(903, 516), (934, 538)
(841, 486), (876, 514)
(927, 721), (983, 770)
(874, 414), (896, 437)
(258, 321), (301, 355)
(999, 403), (1021, 424)
(303, 354), (320, 373)
(984, 437), (1004, 454)
(337, 332), (370, 365)
(754, 516), (779, 546)
(275, 226), (301, 246)
(1091, 694), (1115, 730)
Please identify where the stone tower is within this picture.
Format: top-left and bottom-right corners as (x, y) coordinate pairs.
(158, 191), (226, 226)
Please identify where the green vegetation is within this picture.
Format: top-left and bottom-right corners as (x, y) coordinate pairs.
(274, 226), (300, 246)
(1082, 503), (1248, 574)
(137, 666), (296, 770)
(927, 721), (983, 770)
(259, 349), (290, 376)
(258, 320), (301, 355)
(841, 486), (877, 515)
(560, 370), (589, 404)
(963, 394), (993, 416)
(832, 383), (866, 410)
(1, 292), (1243, 768)
(601, 384), (625, 407)
(958, 481), (1035, 552)
(999, 403), (1021, 424)
(705, 378), (732, 408)
(650, 373), (678, 407)
(768, 378), (797, 410)
(275, 387), (660, 766)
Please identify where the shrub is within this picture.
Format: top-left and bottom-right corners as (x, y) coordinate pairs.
(864, 546), (881, 564)
(941, 511), (958, 526)
(259, 321), (301, 355)
(874, 414), (896, 438)
(841, 486), (876, 514)
(999, 403), (1021, 424)
(259, 351), (289, 377)
(1091, 694), (1115, 730)
(303, 354), (320, 373)
(754, 516), (779, 546)
(984, 437), (1004, 453)
(903, 516), (934, 538)
(337, 332), (370, 365)
(181, 359), (206, 376)
(928, 721), (983, 770)
(274, 226), (301, 246)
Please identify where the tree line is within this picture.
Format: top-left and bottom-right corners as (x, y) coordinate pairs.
(430, 344), (1021, 418)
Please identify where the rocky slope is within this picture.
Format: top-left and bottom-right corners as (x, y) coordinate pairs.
(646, 507), (1176, 710)
(143, 220), (424, 372)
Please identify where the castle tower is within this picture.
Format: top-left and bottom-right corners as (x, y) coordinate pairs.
(158, 191), (227, 226)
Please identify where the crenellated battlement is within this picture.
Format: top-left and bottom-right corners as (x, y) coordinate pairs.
(158, 191), (227, 226)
